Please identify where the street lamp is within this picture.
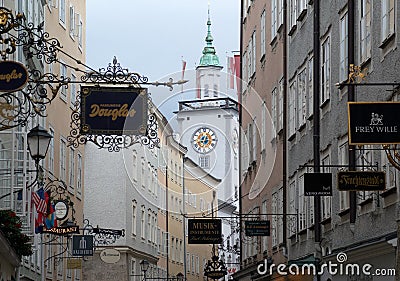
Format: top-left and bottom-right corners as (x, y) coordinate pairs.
(27, 125), (53, 165)
(140, 259), (150, 281)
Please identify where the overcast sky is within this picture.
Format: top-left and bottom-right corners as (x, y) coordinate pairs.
(86, 0), (240, 81)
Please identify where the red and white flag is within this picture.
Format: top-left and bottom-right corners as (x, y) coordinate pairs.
(32, 187), (47, 214)
(181, 60), (187, 81)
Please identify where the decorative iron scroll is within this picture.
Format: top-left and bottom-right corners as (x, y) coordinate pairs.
(68, 91), (159, 151)
(82, 218), (125, 247)
(383, 144), (400, 171)
(0, 6), (187, 131)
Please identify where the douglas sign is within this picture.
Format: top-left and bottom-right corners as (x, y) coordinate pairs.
(0, 61), (29, 92)
(80, 86), (148, 135)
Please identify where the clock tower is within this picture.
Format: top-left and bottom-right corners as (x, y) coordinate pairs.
(175, 9), (239, 205)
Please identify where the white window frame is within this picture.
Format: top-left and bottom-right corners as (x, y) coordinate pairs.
(68, 147), (75, 192)
(321, 35), (331, 105)
(69, 5), (75, 37)
(60, 137), (67, 181)
(297, 67), (307, 128)
(48, 127), (55, 174)
(288, 80), (297, 137)
(289, 0), (297, 30)
(321, 153), (332, 220)
(271, 89), (277, 137)
(59, 0), (66, 26)
(199, 155), (210, 169)
(381, 0), (395, 42)
(132, 201), (137, 236)
(76, 153), (82, 198)
(340, 12), (348, 82)
(278, 78), (284, 131)
(261, 9), (266, 56)
(360, 0), (371, 62)
(307, 56), (313, 118)
(271, 0), (277, 40)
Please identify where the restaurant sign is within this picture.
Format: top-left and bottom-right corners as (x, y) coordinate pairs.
(80, 86), (148, 135)
(348, 102), (400, 145)
(41, 225), (80, 235)
(0, 61), (28, 92)
(338, 171), (386, 191)
(188, 219), (222, 244)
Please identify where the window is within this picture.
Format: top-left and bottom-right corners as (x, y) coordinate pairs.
(261, 101), (267, 146)
(261, 10), (266, 56)
(340, 12), (348, 82)
(141, 206), (145, 239)
(271, 89), (277, 135)
(132, 201), (137, 236)
(360, 0), (371, 62)
(277, 188), (283, 244)
(297, 0), (307, 18)
(288, 81), (297, 137)
(77, 14), (83, 48)
(321, 35), (331, 105)
(60, 138), (66, 181)
(141, 159), (146, 189)
(213, 85), (218, 97)
(204, 84), (209, 97)
(60, 63), (67, 100)
(338, 139), (349, 211)
(297, 67), (307, 128)
(251, 31), (256, 75)
(70, 72), (76, 107)
(298, 173), (306, 231)
(382, 0), (395, 42)
(130, 259), (136, 281)
(59, 0), (66, 25)
(68, 147), (75, 191)
(48, 128), (54, 173)
(271, 0), (277, 40)
(76, 153), (82, 197)
(321, 153), (331, 220)
(278, 78), (284, 131)
(288, 181), (296, 236)
(252, 118), (257, 162)
(262, 200), (268, 251)
(69, 5), (75, 36)
(132, 151), (137, 182)
(382, 150), (397, 189)
(242, 50), (248, 85)
(289, 0), (297, 30)
(199, 155), (210, 169)
(272, 192), (278, 247)
(307, 57), (313, 117)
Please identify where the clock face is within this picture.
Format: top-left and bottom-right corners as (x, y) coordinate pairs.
(192, 127), (217, 154)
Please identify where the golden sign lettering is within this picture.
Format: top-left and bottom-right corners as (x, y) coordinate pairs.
(89, 103), (136, 121)
(0, 69), (23, 82)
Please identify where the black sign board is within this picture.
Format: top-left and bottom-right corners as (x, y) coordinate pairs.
(348, 102), (400, 145)
(0, 61), (28, 92)
(188, 219), (222, 244)
(72, 235), (94, 256)
(80, 86), (148, 135)
(304, 173), (332, 196)
(245, 220), (270, 236)
(338, 171), (386, 191)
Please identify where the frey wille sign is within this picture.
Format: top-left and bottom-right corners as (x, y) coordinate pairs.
(0, 61), (28, 92)
(80, 86), (148, 135)
(188, 219), (222, 244)
(338, 171), (386, 191)
(348, 102), (400, 145)
(304, 173), (332, 196)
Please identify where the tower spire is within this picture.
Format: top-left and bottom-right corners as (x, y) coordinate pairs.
(199, 2), (220, 67)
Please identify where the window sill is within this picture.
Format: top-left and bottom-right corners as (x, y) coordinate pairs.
(297, 9), (307, 22)
(288, 133), (296, 142)
(308, 224), (315, 230)
(358, 197), (373, 206)
(320, 98), (330, 109)
(298, 228), (307, 235)
(307, 114), (314, 121)
(260, 53), (266, 63)
(379, 33), (395, 49)
(298, 122), (306, 132)
(338, 208), (350, 217)
(270, 35), (278, 47)
(380, 186), (397, 198)
(288, 24), (297, 36)
(321, 217), (331, 225)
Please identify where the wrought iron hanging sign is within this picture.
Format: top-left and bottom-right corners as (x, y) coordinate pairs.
(80, 86), (148, 135)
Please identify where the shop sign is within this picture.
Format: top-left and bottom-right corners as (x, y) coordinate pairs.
(80, 86), (148, 135)
(188, 219), (222, 244)
(304, 173), (332, 196)
(348, 102), (400, 144)
(338, 171), (386, 191)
